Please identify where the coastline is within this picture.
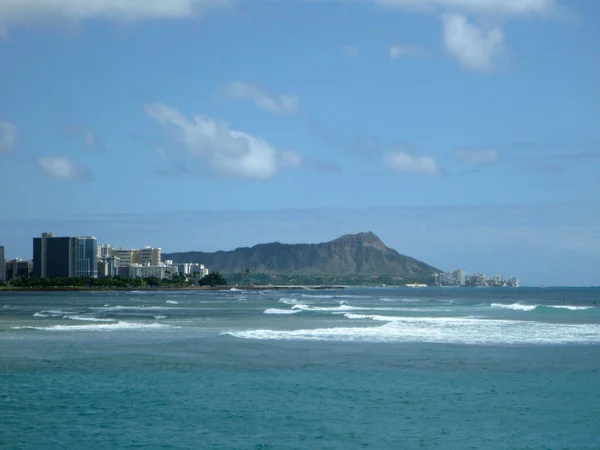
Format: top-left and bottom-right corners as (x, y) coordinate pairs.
(0, 285), (347, 292)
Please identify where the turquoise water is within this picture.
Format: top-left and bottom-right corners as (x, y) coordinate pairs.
(2, 287), (600, 449)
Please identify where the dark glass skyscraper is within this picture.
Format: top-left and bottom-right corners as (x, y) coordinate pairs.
(33, 233), (98, 279)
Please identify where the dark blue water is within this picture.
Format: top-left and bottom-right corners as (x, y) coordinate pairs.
(2, 287), (600, 448)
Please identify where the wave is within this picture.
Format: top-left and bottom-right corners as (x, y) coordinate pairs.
(41, 309), (78, 316)
(263, 308), (301, 315)
(546, 305), (593, 311)
(166, 300), (179, 305)
(14, 322), (173, 332)
(380, 298), (422, 303)
(224, 316), (600, 345)
(291, 304), (370, 312)
(33, 312), (49, 318)
(491, 303), (537, 311)
(300, 294), (335, 299)
(491, 303), (594, 312)
(278, 298), (302, 305)
(154, 315), (167, 320)
(64, 315), (116, 323)
(91, 305), (184, 311)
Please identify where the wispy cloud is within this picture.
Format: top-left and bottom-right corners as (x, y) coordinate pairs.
(145, 102), (303, 180)
(384, 149), (441, 175)
(342, 44), (360, 57)
(455, 147), (499, 164)
(0, 118), (18, 154)
(223, 81), (299, 115)
(0, 0), (232, 35)
(156, 147), (169, 159)
(389, 43), (423, 59)
(62, 124), (105, 151)
(37, 156), (94, 181)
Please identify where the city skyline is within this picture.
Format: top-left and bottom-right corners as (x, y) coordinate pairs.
(1, 1), (599, 286)
(3, 231), (519, 285)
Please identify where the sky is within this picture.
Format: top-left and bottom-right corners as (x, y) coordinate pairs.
(1, 0), (599, 286)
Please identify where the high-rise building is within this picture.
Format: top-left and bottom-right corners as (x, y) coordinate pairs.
(138, 246), (161, 266)
(109, 246), (161, 266)
(33, 233), (74, 278)
(33, 233), (98, 278)
(111, 249), (134, 266)
(454, 269), (466, 286)
(0, 246), (5, 283)
(75, 237), (98, 278)
(97, 244), (111, 259)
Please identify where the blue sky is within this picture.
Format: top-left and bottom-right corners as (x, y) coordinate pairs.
(1, 0), (599, 285)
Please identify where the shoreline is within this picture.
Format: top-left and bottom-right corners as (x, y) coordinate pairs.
(0, 285), (348, 292)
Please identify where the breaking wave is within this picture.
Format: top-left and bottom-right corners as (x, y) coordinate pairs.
(263, 308), (301, 315)
(224, 315), (600, 345)
(491, 303), (594, 312)
(13, 322), (174, 332)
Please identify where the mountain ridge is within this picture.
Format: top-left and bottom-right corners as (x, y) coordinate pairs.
(163, 232), (439, 282)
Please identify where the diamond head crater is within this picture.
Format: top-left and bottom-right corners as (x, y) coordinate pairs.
(162, 232), (439, 286)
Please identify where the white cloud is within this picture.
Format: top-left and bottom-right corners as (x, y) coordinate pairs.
(389, 43), (423, 59)
(0, 118), (19, 154)
(0, 0), (231, 34)
(455, 147), (499, 164)
(342, 45), (360, 57)
(442, 13), (504, 71)
(384, 150), (441, 175)
(145, 103), (302, 180)
(37, 156), (93, 181)
(223, 82), (299, 115)
(371, 0), (562, 72)
(374, 0), (559, 17)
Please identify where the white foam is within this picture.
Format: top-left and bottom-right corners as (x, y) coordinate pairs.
(64, 315), (116, 323)
(33, 312), (49, 318)
(154, 315), (167, 320)
(279, 298), (302, 305)
(91, 305), (182, 311)
(291, 304), (368, 312)
(15, 322), (173, 332)
(547, 305), (593, 311)
(300, 294), (334, 299)
(225, 316), (600, 345)
(491, 303), (537, 311)
(263, 308), (301, 315)
(290, 304), (410, 313)
(42, 310), (76, 316)
(166, 300), (179, 305)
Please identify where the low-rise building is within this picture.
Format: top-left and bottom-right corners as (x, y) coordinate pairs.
(120, 263), (178, 280)
(175, 263), (209, 278)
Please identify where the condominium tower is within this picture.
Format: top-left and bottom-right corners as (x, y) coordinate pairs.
(33, 233), (98, 278)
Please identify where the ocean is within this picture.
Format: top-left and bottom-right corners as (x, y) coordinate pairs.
(2, 287), (600, 449)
